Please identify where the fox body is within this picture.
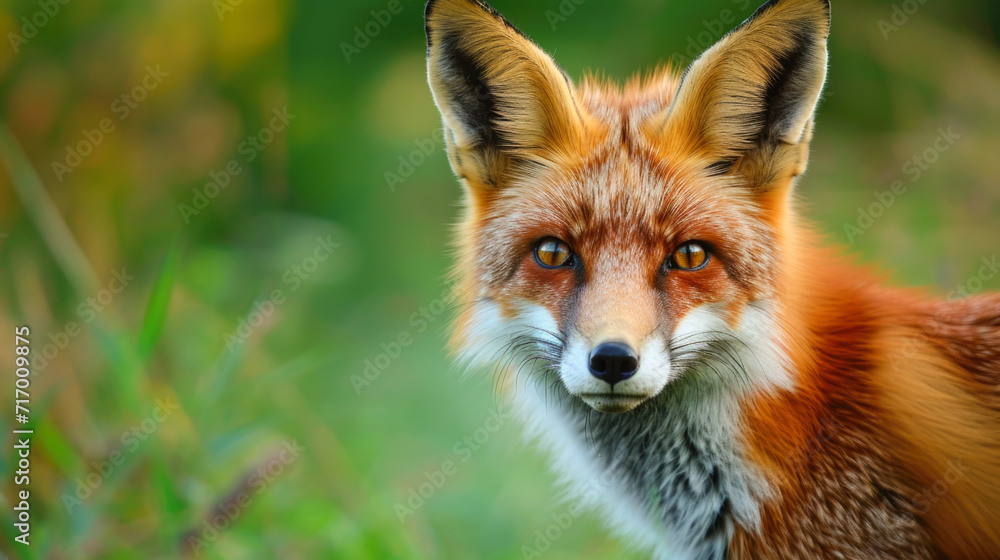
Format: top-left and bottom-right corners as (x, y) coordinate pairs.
(423, 0), (1000, 558)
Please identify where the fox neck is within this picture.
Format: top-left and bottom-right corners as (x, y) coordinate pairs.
(515, 369), (775, 559)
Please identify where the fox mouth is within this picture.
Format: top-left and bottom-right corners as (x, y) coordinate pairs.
(578, 392), (649, 413)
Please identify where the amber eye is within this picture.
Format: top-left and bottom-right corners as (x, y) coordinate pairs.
(670, 242), (709, 271)
(534, 238), (574, 268)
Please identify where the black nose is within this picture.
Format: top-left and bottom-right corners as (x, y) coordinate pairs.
(588, 342), (639, 386)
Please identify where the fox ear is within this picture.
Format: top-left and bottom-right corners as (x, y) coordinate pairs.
(660, 0), (830, 186)
(425, 0), (587, 189)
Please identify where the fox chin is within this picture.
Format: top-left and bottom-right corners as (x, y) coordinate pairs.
(424, 0), (1000, 558)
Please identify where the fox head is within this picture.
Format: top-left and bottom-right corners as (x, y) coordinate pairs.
(425, 0), (830, 413)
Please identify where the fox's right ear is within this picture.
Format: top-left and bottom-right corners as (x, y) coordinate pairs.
(658, 0), (830, 188)
(425, 0), (588, 190)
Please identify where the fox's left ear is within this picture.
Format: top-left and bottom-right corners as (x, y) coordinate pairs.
(425, 0), (588, 190)
(658, 0), (830, 187)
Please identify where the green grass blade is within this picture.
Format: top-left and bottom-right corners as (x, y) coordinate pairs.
(138, 241), (180, 359)
(0, 122), (99, 296)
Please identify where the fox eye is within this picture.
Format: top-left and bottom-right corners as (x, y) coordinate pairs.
(669, 242), (709, 271)
(534, 238), (574, 268)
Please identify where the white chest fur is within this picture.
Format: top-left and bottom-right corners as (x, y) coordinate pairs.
(514, 374), (772, 560)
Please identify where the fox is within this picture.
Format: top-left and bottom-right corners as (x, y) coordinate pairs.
(423, 0), (1000, 558)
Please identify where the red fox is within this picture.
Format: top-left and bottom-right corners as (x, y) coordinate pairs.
(424, 0), (1000, 557)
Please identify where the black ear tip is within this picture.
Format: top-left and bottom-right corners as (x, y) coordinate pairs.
(818, 0), (832, 34)
(423, 0), (530, 54)
(750, 0), (832, 26)
(818, 0), (832, 24)
(425, 0), (440, 24)
(809, 0), (832, 26)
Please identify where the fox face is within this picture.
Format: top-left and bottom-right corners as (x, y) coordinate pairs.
(451, 133), (796, 413)
(426, 0), (829, 413)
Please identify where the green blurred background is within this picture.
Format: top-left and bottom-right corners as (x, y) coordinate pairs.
(1, 0), (998, 558)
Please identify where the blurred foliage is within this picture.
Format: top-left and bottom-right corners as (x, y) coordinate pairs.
(0, 0), (998, 558)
